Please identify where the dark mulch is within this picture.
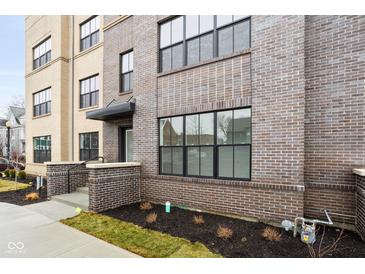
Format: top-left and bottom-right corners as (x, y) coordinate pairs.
(103, 203), (365, 258)
(0, 177), (47, 206)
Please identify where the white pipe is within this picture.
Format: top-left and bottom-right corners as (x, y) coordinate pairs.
(293, 210), (333, 237)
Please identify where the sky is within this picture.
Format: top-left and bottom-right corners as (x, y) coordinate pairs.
(0, 16), (24, 118)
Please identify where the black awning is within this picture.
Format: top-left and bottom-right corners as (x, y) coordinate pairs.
(86, 102), (135, 121)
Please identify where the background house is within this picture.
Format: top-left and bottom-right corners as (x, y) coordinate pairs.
(0, 106), (26, 161)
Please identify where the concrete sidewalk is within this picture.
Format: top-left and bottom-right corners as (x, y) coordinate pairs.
(0, 202), (140, 258)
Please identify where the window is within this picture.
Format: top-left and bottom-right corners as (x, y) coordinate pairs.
(80, 75), (99, 109)
(33, 37), (51, 69)
(159, 116), (184, 175)
(80, 16), (100, 51)
(33, 136), (51, 163)
(80, 132), (99, 161)
(159, 107), (251, 180)
(120, 51), (133, 92)
(159, 15), (250, 72)
(33, 88), (51, 117)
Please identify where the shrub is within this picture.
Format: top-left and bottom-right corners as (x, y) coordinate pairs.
(217, 225), (233, 239)
(4, 169), (10, 177)
(8, 169), (16, 178)
(25, 192), (40, 201)
(307, 227), (344, 258)
(146, 212), (157, 224)
(140, 201), (153, 210)
(193, 215), (205, 225)
(261, 227), (282, 241)
(17, 171), (27, 179)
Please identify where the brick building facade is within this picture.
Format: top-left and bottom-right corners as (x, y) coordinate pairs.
(96, 15), (364, 225)
(27, 15), (365, 229)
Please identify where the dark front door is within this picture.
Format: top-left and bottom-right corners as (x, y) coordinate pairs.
(119, 127), (133, 162)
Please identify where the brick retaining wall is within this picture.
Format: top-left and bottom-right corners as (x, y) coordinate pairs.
(88, 163), (141, 212)
(355, 174), (365, 240)
(46, 162), (88, 197)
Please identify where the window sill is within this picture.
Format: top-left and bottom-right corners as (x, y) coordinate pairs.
(119, 90), (133, 96)
(76, 42), (103, 59)
(157, 48), (251, 77)
(150, 174), (304, 192)
(79, 105), (99, 112)
(32, 113), (51, 120)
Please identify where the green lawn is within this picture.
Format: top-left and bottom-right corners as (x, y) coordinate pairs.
(0, 179), (30, 192)
(62, 212), (222, 258)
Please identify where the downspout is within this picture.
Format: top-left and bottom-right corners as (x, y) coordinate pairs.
(71, 15), (75, 161)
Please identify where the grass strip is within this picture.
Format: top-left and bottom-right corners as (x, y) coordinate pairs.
(0, 179), (30, 192)
(62, 212), (221, 258)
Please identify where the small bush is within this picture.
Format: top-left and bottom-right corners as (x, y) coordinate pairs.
(9, 169), (16, 178)
(4, 169), (10, 177)
(146, 212), (157, 224)
(17, 171), (27, 179)
(140, 201), (153, 210)
(25, 192), (40, 201)
(193, 215), (205, 225)
(261, 227), (282, 242)
(217, 225), (233, 239)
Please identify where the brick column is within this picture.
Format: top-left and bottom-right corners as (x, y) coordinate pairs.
(88, 162), (141, 212)
(46, 162), (89, 197)
(354, 170), (365, 240)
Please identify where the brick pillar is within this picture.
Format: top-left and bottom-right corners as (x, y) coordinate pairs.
(88, 162), (141, 212)
(354, 170), (365, 240)
(46, 162), (89, 197)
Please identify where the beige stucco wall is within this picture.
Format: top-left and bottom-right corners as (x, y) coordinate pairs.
(25, 15), (103, 176)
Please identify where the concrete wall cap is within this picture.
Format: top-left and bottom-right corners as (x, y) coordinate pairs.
(86, 162), (141, 169)
(353, 169), (365, 177)
(45, 161), (85, 165)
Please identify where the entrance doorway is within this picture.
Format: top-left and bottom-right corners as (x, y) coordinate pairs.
(119, 127), (133, 162)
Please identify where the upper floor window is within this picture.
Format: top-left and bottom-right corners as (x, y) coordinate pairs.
(159, 107), (251, 180)
(80, 74), (99, 109)
(33, 88), (51, 117)
(33, 135), (51, 163)
(120, 51), (134, 92)
(33, 37), (51, 69)
(159, 15), (250, 72)
(80, 132), (99, 161)
(80, 16), (100, 51)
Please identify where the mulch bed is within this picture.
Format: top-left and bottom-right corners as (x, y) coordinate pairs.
(0, 177), (48, 206)
(103, 203), (365, 258)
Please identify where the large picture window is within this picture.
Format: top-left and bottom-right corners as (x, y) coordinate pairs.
(159, 15), (250, 72)
(120, 50), (133, 92)
(33, 135), (51, 163)
(33, 37), (51, 69)
(80, 16), (100, 51)
(159, 107), (251, 180)
(80, 74), (99, 109)
(33, 88), (51, 117)
(80, 132), (99, 161)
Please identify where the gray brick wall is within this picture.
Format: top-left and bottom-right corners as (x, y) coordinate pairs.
(46, 163), (88, 197)
(304, 15), (365, 222)
(88, 165), (141, 212)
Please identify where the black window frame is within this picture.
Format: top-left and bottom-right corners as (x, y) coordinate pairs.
(33, 87), (51, 117)
(120, 50), (134, 93)
(33, 135), (51, 163)
(33, 36), (51, 70)
(79, 74), (99, 109)
(79, 132), (99, 161)
(80, 16), (100, 52)
(159, 15), (251, 73)
(159, 107), (252, 181)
